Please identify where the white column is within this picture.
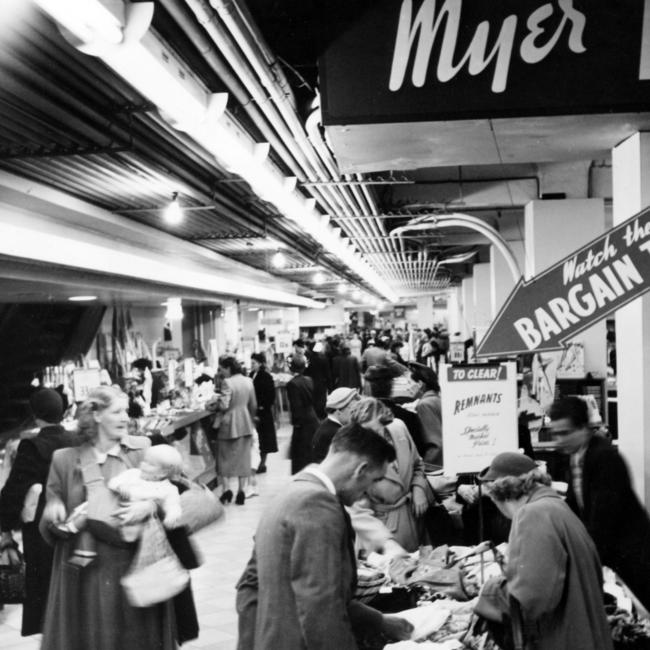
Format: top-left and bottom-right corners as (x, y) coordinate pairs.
(472, 262), (492, 343)
(447, 287), (461, 336)
(416, 295), (433, 329)
(613, 132), (650, 505)
(460, 277), (475, 339)
(524, 199), (607, 376)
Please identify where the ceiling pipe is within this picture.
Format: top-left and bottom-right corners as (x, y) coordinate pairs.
(180, 0), (392, 297)
(35, 0), (396, 299)
(390, 214), (521, 282)
(159, 0), (303, 174)
(396, 218), (519, 282)
(209, 0), (296, 111)
(437, 250), (479, 265)
(305, 107), (405, 288)
(203, 0), (400, 295)
(304, 93), (406, 287)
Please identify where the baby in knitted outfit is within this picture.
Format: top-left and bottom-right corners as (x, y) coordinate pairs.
(109, 444), (183, 541)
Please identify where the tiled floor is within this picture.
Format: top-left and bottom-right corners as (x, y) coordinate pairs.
(0, 427), (293, 650)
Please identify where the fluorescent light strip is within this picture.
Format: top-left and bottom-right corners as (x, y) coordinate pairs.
(34, 0), (397, 302)
(0, 211), (323, 308)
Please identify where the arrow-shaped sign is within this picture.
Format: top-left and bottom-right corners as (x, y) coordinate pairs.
(476, 206), (650, 358)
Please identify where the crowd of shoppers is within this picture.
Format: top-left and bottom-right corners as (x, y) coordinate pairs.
(2, 325), (649, 650)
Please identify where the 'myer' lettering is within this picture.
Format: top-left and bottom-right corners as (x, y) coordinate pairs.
(389, 0), (586, 93)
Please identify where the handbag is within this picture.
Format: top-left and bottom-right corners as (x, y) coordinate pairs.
(0, 546), (26, 604)
(121, 515), (189, 608)
(176, 477), (224, 533)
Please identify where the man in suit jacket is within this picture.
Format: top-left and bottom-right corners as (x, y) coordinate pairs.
(311, 387), (359, 463)
(332, 345), (362, 390)
(236, 424), (413, 650)
(287, 356), (321, 474)
(549, 396), (650, 610)
(305, 342), (332, 419)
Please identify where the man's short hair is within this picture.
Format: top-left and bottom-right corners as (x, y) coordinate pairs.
(410, 364), (440, 392)
(330, 422), (396, 466)
(290, 355), (306, 373)
(548, 396), (589, 428)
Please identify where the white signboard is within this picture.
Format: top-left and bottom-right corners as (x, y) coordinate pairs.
(440, 362), (518, 475)
(72, 368), (101, 402)
(276, 332), (292, 353)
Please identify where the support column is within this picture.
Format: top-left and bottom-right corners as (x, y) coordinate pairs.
(447, 287), (461, 336)
(472, 262), (492, 343)
(416, 295), (433, 329)
(460, 277), (475, 339)
(613, 132), (650, 505)
(524, 199), (607, 376)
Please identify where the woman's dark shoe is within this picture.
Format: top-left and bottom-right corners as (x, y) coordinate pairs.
(219, 490), (233, 504)
(256, 464), (267, 474)
(235, 490), (246, 505)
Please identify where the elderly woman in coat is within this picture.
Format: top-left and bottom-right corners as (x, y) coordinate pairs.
(213, 356), (257, 506)
(39, 386), (197, 650)
(349, 397), (429, 552)
(477, 452), (613, 650)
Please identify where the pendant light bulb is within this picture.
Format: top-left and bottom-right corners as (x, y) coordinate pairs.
(312, 271), (325, 285)
(164, 192), (183, 225)
(337, 283), (347, 294)
(271, 251), (286, 268)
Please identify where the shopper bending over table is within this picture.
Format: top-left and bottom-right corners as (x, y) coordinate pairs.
(350, 397), (429, 552)
(477, 452), (612, 650)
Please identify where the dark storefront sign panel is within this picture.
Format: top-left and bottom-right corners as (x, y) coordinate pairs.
(476, 206), (650, 358)
(320, 0), (650, 125)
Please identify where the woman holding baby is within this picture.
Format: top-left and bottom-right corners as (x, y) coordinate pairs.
(39, 385), (198, 650)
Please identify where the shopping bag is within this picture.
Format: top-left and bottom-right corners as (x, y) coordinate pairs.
(176, 477), (224, 533)
(121, 516), (189, 607)
(0, 547), (26, 604)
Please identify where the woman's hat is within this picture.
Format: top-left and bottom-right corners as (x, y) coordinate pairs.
(29, 388), (64, 423)
(326, 387), (359, 410)
(478, 452), (537, 481)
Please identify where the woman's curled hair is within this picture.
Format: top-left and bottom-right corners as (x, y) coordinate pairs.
(350, 396), (394, 426)
(76, 385), (123, 442)
(487, 467), (551, 502)
(219, 355), (242, 375)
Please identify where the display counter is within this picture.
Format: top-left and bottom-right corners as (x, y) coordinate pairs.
(140, 408), (215, 481)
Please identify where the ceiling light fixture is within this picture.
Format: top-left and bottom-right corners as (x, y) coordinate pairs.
(271, 250), (286, 269)
(68, 295), (97, 302)
(164, 192), (183, 225)
(337, 283), (347, 294)
(352, 289), (362, 301)
(312, 271), (325, 285)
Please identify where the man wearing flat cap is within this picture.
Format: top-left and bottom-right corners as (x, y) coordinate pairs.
(311, 387), (360, 463)
(476, 452), (612, 650)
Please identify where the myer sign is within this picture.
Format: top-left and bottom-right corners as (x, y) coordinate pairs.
(389, 0), (587, 95)
(476, 206), (650, 358)
(320, 0), (650, 124)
